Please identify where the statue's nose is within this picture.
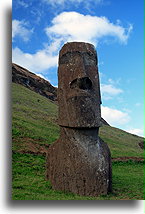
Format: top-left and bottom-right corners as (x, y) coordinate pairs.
(70, 77), (92, 90)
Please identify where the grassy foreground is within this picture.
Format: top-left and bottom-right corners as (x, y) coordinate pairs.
(12, 83), (144, 200)
(12, 152), (144, 200)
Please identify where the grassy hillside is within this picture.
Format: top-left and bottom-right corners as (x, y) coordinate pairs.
(12, 83), (59, 153)
(12, 82), (144, 158)
(12, 83), (144, 200)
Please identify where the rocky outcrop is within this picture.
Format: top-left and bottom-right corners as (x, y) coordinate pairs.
(46, 42), (112, 197)
(138, 141), (144, 150)
(12, 63), (57, 101)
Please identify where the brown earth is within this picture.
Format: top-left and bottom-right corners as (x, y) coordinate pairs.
(13, 137), (144, 162)
(13, 137), (50, 155)
(112, 157), (144, 162)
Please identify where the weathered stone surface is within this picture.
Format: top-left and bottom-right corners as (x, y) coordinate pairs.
(58, 42), (101, 128)
(46, 42), (112, 197)
(46, 127), (112, 196)
(12, 62), (110, 126)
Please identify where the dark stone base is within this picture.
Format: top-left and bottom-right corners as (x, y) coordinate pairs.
(46, 127), (112, 197)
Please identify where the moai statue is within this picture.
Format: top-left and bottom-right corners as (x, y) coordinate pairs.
(46, 42), (112, 197)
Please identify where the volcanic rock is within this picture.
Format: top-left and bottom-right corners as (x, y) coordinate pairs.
(12, 63), (57, 101)
(46, 127), (112, 196)
(46, 42), (112, 197)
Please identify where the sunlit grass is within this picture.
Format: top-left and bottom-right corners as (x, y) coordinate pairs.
(12, 152), (144, 200)
(12, 83), (144, 200)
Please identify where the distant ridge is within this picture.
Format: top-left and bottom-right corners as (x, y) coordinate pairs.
(12, 62), (110, 126)
(12, 63), (57, 101)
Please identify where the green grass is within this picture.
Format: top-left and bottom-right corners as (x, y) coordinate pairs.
(99, 125), (144, 158)
(12, 83), (144, 158)
(12, 152), (144, 200)
(12, 83), (59, 152)
(12, 82), (144, 200)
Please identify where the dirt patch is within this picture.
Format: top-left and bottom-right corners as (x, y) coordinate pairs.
(112, 157), (144, 162)
(19, 142), (49, 155)
(13, 137), (50, 155)
(13, 137), (144, 161)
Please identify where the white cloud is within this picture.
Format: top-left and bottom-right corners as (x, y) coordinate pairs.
(17, 0), (29, 8)
(45, 12), (133, 46)
(126, 128), (144, 137)
(101, 83), (123, 100)
(101, 106), (130, 126)
(108, 78), (121, 85)
(101, 84), (123, 95)
(43, 38), (62, 55)
(12, 47), (58, 73)
(12, 12), (133, 75)
(12, 19), (33, 42)
(44, 0), (103, 7)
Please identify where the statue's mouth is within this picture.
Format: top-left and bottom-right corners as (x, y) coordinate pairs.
(66, 95), (96, 109)
(66, 94), (92, 101)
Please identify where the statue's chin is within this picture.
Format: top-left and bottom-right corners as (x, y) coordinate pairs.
(59, 96), (101, 128)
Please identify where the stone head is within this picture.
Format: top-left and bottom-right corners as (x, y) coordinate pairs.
(58, 42), (101, 128)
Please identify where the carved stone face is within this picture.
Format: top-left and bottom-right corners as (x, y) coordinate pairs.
(58, 42), (101, 128)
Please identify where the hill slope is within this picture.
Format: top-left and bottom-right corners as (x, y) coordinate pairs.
(12, 82), (144, 200)
(12, 82), (144, 158)
(12, 63), (110, 126)
(12, 63), (57, 101)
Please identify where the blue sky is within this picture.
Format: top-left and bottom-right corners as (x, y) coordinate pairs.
(12, 0), (144, 137)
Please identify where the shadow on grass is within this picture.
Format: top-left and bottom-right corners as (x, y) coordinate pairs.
(7, 198), (138, 209)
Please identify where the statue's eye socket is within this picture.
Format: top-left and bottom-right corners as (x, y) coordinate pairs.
(83, 53), (97, 66)
(70, 77), (92, 90)
(59, 52), (97, 66)
(59, 54), (70, 64)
